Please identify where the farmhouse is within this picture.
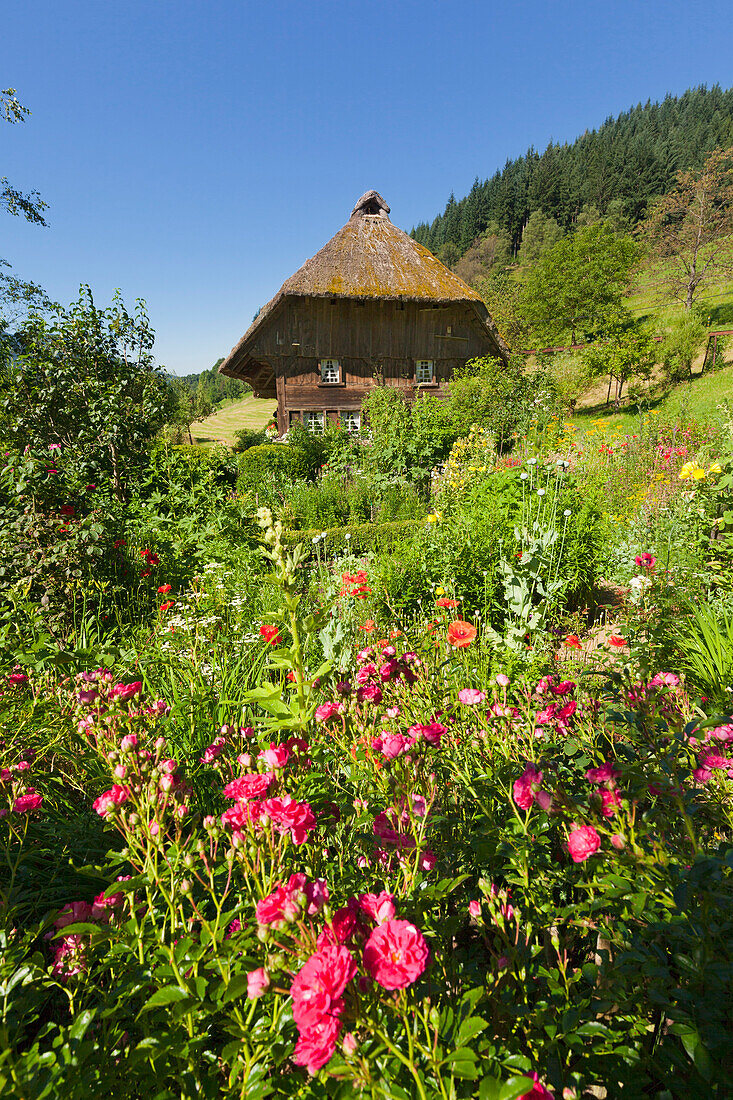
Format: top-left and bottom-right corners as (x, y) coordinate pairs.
(218, 191), (509, 436)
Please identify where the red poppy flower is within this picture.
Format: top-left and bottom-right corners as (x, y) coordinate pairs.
(609, 635), (627, 647)
(158, 584), (172, 594)
(446, 620), (477, 648)
(260, 624), (280, 645)
(159, 600), (175, 612)
(436, 597), (459, 609)
(564, 634), (582, 650)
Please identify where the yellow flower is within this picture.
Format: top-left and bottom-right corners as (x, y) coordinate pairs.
(692, 467), (706, 481)
(435, 586), (445, 596)
(708, 463), (722, 475)
(679, 462), (695, 480)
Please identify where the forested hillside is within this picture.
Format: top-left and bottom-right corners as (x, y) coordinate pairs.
(411, 85), (733, 258)
(174, 361), (249, 403)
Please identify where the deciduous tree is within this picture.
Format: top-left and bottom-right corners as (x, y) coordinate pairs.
(0, 288), (170, 497)
(520, 224), (638, 346)
(642, 145), (733, 310)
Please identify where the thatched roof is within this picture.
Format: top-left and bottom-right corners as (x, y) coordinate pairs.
(220, 192), (508, 378)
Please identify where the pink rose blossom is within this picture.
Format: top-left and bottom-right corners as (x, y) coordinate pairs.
(259, 743), (291, 769)
(599, 789), (622, 817)
(358, 891), (396, 924)
(12, 789), (43, 813)
(109, 682), (142, 701)
(458, 688), (486, 705)
(261, 795), (317, 845)
(93, 785), (130, 818)
(699, 751), (730, 770)
(290, 946), (356, 1030)
(363, 919), (429, 989)
(201, 737), (226, 764)
(315, 701), (343, 723)
(567, 825), (601, 863)
(55, 901), (94, 929)
(293, 1009), (343, 1075)
(496, 673), (510, 688)
(513, 765), (544, 811)
(356, 682), (383, 704)
(223, 772), (275, 801)
(256, 885), (301, 926)
(246, 968), (270, 999)
(586, 762), (620, 786)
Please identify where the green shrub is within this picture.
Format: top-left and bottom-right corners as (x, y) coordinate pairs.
(236, 444), (308, 491)
(280, 476), (423, 530)
(232, 427), (266, 452)
(282, 518), (416, 557)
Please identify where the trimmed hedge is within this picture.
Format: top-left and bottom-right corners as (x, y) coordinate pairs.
(236, 444), (309, 490)
(282, 519), (417, 557)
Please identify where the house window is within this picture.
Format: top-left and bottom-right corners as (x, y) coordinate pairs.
(415, 360), (435, 384)
(304, 410), (325, 435)
(319, 358), (341, 384)
(342, 411), (361, 434)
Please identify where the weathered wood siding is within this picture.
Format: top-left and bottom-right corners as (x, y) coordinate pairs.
(250, 298), (490, 368)
(242, 296), (501, 434)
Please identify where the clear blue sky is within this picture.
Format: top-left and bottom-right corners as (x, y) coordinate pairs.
(2, 0), (733, 375)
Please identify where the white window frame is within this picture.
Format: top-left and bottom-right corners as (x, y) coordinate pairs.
(319, 358), (341, 384)
(415, 359), (435, 384)
(304, 410), (325, 435)
(342, 411), (361, 434)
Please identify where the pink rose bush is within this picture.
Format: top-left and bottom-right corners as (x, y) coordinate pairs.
(4, 508), (733, 1099)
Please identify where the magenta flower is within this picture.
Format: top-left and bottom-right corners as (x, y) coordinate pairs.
(246, 968), (270, 999)
(458, 688), (487, 705)
(363, 919), (429, 989)
(12, 789), (43, 813)
(567, 825), (601, 863)
(513, 764), (545, 811)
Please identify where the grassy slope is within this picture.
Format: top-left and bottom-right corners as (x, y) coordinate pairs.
(572, 360), (733, 436)
(192, 395), (275, 445)
(569, 260), (733, 434)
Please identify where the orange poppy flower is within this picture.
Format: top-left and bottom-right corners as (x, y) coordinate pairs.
(564, 634), (582, 650)
(360, 619), (376, 633)
(447, 620), (477, 648)
(436, 597), (459, 609)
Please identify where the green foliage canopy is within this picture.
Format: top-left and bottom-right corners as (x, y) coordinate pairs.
(0, 288), (170, 497)
(520, 224), (638, 345)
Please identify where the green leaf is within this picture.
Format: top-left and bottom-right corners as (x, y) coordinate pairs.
(457, 1016), (489, 1047)
(138, 985), (192, 1015)
(479, 1079), (502, 1100)
(220, 973), (251, 1003)
(500, 1077), (537, 1100)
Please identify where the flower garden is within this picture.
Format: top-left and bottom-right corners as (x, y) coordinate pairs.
(3, 380), (733, 1099)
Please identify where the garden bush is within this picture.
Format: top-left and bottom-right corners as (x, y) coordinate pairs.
(283, 518), (417, 558)
(237, 444), (309, 492)
(233, 427), (267, 452)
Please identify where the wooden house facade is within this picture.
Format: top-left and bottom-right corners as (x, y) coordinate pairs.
(218, 191), (508, 436)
